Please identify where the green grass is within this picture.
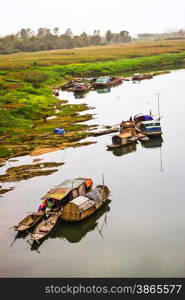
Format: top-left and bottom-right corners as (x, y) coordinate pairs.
(1, 41), (185, 159)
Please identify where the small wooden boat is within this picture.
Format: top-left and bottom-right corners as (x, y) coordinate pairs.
(91, 127), (119, 136)
(73, 83), (91, 93)
(30, 213), (60, 242)
(107, 125), (138, 150)
(92, 76), (123, 88)
(14, 212), (45, 232)
(132, 73), (153, 81)
(61, 185), (110, 222)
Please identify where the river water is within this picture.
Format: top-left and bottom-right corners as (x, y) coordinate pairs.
(0, 69), (185, 277)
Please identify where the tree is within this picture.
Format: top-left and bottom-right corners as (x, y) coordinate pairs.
(53, 27), (59, 36)
(119, 30), (131, 42)
(65, 28), (73, 38)
(105, 30), (113, 43)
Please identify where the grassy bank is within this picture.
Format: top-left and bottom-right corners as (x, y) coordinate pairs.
(0, 40), (185, 160)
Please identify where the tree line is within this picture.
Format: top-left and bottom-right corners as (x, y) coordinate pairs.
(0, 28), (132, 54)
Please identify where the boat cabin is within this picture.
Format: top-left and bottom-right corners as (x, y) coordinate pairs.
(95, 77), (111, 84)
(139, 120), (161, 133)
(38, 178), (93, 213)
(62, 185), (110, 222)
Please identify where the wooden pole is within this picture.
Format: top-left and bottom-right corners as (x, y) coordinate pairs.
(157, 93), (160, 119)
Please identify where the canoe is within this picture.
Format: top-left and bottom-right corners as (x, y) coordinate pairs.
(30, 213), (60, 242)
(91, 127), (119, 136)
(61, 185), (110, 222)
(14, 212), (45, 232)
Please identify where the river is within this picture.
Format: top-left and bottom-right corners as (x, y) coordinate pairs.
(0, 69), (185, 277)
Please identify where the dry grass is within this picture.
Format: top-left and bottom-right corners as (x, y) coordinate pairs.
(0, 40), (185, 70)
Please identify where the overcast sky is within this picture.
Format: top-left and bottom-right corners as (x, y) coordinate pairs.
(1, 0), (185, 37)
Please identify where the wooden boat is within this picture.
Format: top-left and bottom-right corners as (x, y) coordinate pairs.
(107, 124), (138, 150)
(92, 76), (123, 88)
(134, 113), (162, 137)
(132, 73), (153, 81)
(61, 185), (110, 222)
(30, 213), (60, 242)
(73, 83), (91, 93)
(107, 136), (137, 150)
(38, 177), (93, 213)
(91, 127), (119, 136)
(15, 178), (93, 232)
(14, 212), (45, 232)
(135, 120), (162, 137)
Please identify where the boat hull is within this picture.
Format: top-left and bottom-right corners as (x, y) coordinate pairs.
(61, 185), (110, 222)
(14, 212), (44, 232)
(30, 213), (60, 242)
(107, 137), (138, 150)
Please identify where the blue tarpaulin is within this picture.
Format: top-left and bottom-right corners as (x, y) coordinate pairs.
(54, 128), (65, 135)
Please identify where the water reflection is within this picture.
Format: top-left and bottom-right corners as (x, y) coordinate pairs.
(73, 92), (87, 99)
(96, 87), (111, 94)
(111, 142), (137, 157)
(140, 136), (163, 148)
(30, 200), (111, 251)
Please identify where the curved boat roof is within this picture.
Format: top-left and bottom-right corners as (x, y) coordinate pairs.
(43, 178), (88, 201)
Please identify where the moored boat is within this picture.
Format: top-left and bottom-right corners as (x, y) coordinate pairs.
(73, 82), (91, 93)
(107, 122), (138, 150)
(135, 120), (162, 137)
(92, 76), (123, 88)
(134, 113), (162, 137)
(61, 185), (110, 222)
(14, 211), (44, 232)
(30, 213), (60, 242)
(132, 73), (153, 81)
(38, 177), (93, 214)
(15, 178), (93, 232)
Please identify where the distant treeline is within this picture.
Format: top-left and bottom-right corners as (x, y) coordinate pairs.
(137, 29), (185, 41)
(0, 28), (132, 54)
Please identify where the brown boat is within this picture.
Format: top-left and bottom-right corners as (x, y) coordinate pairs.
(14, 178), (93, 232)
(61, 185), (110, 222)
(14, 212), (45, 232)
(132, 73), (153, 81)
(107, 122), (138, 150)
(30, 213), (60, 242)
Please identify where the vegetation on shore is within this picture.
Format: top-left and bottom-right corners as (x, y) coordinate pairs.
(0, 40), (185, 161)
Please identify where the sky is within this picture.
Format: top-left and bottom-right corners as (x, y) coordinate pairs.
(0, 0), (185, 37)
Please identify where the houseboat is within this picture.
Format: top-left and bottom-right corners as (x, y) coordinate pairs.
(15, 178), (93, 232)
(107, 121), (138, 150)
(135, 119), (162, 137)
(61, 185), (110, 222)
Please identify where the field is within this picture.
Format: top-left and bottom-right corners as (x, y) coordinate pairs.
(0, 40), (185, 69)
(0, 39), (185, 160)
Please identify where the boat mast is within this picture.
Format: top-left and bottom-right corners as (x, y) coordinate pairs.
(157, 92), (160, 119)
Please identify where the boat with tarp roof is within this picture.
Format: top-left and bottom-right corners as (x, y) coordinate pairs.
(134, 114), (162, 138)
(15, 178), (93, 233)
